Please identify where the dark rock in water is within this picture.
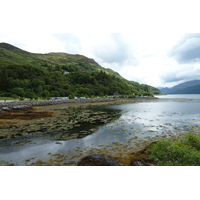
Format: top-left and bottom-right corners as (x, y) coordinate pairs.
(77, 154), (121, 166)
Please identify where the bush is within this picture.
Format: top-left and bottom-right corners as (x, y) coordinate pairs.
(183, 133), (200, 151)
(128, 95), (136, 98)
(148, 133), (200, 166)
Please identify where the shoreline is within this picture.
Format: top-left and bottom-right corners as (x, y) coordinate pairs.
(0, 97), (158, 113)
(0, 98), (115, 113)
(0, 96), (159, 166)
(0, 96), (159, 142)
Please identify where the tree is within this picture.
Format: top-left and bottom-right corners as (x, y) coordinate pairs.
(51, 91), (60, 97)
(0, 67), (10, 91)
(42, 90), (50, 99)
(36, 85), (43, 97)
(11, 87), (25, 97)
(26, 90), (37, 100)
(55, 65), (61, 71)
(31, 78), (45, 88)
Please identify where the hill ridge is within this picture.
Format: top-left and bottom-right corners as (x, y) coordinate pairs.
(0, 42), (161, 98)
(160, 80), (200, 94)
(0, 42), (30, 53)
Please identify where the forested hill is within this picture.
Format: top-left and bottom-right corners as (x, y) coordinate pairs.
(0, 42), (161, 99)
(0, 42), (117, 75)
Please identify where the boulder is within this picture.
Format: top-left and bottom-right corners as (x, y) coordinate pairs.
(77, 154), (121, 166)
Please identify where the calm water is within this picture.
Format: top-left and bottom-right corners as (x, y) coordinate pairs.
(0, 94), (200, 165)
(156, 94), (200, 100)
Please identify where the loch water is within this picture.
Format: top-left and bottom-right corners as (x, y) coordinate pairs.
(0, 94), (200, 165)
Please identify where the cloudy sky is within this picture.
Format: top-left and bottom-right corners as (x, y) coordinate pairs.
(1, 1), (200, 88)
(1, 32), (200, 88)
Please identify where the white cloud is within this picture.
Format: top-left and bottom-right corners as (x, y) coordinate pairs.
(89, 34), (138, 71)
(170, 34), (200, 63)
(0, 33), (66, 53)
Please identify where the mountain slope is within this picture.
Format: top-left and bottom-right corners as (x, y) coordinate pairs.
(0, 43), (103, 71)
(160, 80), (200, 94)
(0, 42), (161, 98)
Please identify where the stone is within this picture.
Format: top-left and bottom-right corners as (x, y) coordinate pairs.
(131, 158), (153, 166)
(77, 154), (121, 166)
(2, 107), (10, 111)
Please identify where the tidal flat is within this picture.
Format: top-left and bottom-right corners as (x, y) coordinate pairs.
(0, 96), (200, 166)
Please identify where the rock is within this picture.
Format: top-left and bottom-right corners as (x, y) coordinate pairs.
(131, 157), (155, 166)
(55, 142), (62, 145)
(77, 154), (121, 166)
(89, 128), (97, 133)
(131, 158), (151, 166)
(2, 107), (10, 111)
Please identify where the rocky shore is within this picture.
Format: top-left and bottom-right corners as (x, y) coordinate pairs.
(0, 96), (159, 166)
(0, 101), (121, 140)
(0, 98), (115, 113)
(0, 97), (157, 113)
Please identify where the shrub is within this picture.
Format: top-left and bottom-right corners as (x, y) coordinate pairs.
(183, 133), (200, 151)
(148, 133), (200, 166)
(127, 95), (136, 98)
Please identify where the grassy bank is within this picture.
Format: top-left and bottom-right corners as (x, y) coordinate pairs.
(147, 133), (200, 166)
(0, 97), (15, 100)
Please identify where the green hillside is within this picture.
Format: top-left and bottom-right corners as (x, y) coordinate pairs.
(0, 42), (161, 99)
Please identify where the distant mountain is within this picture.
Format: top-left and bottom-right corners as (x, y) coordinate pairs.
(0, 42), (161, 98)
(159, 80), (200, 94)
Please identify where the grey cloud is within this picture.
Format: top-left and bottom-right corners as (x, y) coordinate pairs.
(161, 66), (200, 85)
(92, 34), (138, 66)
(162, 74), (184, 83)
(170, 33), (200, 64)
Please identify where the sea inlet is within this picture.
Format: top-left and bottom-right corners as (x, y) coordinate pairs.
(0, 95), (200, 165)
